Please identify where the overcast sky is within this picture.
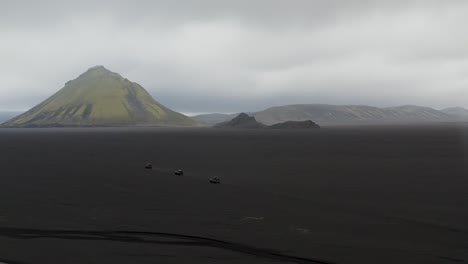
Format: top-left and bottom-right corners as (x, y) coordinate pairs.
(1, 0), (467, 114)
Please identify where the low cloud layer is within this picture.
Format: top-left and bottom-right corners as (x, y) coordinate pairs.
(1, 0), (467, 113)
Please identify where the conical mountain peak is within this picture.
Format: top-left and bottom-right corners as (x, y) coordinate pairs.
(2, 66), (198, 127)
(88, 65), (107, 71)
(77, 65), (123, 81)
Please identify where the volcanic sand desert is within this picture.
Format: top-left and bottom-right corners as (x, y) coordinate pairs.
(0, 125), (467, 264)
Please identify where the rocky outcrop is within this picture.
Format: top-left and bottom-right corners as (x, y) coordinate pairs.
(270, 120), (320, 129)
(214, 113), (267, 129)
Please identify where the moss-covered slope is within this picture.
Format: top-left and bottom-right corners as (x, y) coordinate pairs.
(3, 66), (198, 127)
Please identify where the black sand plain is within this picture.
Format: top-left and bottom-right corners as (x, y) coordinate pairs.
(0, 125), (467, 264)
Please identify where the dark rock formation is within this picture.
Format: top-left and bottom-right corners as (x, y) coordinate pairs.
(214, 113), (267, 129)
(270, 120), (320, 129)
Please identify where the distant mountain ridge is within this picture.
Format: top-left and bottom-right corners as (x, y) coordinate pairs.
(254, 104), (453, 125)
(2, 66), (198, 127)
(441, 107), (468, 119)
(0, 111), (22, 123)
(192, 104), (468, 126)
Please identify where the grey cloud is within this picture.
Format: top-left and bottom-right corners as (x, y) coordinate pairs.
(2, 0), (456, 29)
(1, 0), (468, 113)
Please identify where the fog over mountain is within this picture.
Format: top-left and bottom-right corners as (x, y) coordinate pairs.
(1, 0), (468, 113)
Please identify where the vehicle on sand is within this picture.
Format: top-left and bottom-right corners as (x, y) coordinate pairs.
(209, 176), (221, 184)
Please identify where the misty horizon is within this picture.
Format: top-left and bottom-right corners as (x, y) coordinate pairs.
(0, 64), (467, 116)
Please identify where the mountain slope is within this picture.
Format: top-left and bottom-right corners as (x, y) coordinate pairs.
(2, 66), (198, 127)
(253, 104), (453, 125)
(383, 105), (451, 120)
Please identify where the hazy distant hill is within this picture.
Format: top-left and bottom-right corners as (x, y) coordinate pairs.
(253, 104), (457, 125)
(199, 104), (466, 126)
(2, 66), (198, 127)
(384, 105), (453, 120)
(0, 111), (22, 123)
(441, 107), (468, 119)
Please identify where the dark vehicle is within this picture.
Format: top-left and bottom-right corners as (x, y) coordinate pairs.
(174, 169), (184, 176)
(209, 176), (221, 184)
(144, 163), (152, 169)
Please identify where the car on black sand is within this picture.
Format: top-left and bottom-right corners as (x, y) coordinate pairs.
(209, 176), (221, 184)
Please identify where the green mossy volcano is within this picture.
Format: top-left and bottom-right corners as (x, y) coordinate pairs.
(2, 66), (198, 127)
